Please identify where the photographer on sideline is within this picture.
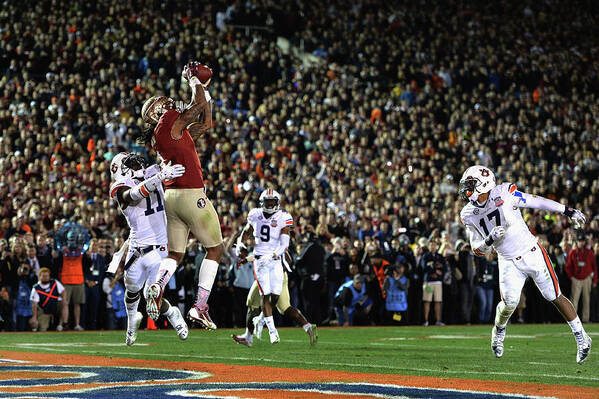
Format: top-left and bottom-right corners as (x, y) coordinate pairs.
(15, 261), (37, 331)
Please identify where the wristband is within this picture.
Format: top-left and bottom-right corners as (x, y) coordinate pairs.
(564, 206), (574, 217)
(189, 76), (201, 86)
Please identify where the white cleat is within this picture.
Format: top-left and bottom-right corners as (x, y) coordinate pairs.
(491, 325), (506, 358)
(126, 312), (143, 346)
(167, 307), (188, 340)
(232, 334), (253, 347)
(576, 332), (592, 364)
(146, 283), (163, 321)
(187, 305), (217, 330)
(269, 330), (280, 344)
(253, 315), (264, 340)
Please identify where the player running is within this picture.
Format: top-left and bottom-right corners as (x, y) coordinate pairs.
(139, 62), (224, 330)
(232, 189), (292, 344)
(108, 152), (188, 345)
(232, 249), (318, 347)
(459, 165), (591, 364)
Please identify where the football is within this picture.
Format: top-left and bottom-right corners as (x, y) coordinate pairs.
(194, 64), (212, 86)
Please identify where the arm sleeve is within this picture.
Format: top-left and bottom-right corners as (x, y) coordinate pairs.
(273, 234), (290, 257)
(512, 190), (566, 213)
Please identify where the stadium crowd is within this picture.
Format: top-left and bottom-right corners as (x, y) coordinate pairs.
(1, 0), (599, 331)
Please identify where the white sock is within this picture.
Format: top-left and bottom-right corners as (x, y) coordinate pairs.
(264, 315), (276, 333)
(198, 259), (219, 291)
(156, 258), (178, 289)
(243, 328), (253, 342)
(494, 301), (512, 328)
(568, 316), (583, 334)
(125, 298), (139, 316)
(164, 305), (176, 319)
(302, 323), (312, 332)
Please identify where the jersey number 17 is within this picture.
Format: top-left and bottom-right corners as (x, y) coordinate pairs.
(479, 209), (501, 235)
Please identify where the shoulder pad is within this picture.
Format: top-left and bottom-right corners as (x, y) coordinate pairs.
(110, 178), (133, 199)
(460, 204), (473, 224)
(280, 212), (293, 226)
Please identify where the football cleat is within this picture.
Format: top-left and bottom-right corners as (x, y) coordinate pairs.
(491, 325), (506, 358)
(167, 307), (188, 340)
(126, 312), (143, 346)
(575, 332), (592, 364)
(269, 330), (280, 344)
(146, 283), (163, 321)
(308, 324), (318, 347)
(232, 334), (252, 347)
(253, 315), (264, 340)
(188, 305), (217, 330)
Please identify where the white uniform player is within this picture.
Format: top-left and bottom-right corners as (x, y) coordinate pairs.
(236, 189), (292, 343)
(459, 165), (591, 364)
(109, 152), (188, 345)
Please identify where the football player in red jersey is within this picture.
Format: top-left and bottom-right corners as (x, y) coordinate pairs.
(139, 62), (223, 330)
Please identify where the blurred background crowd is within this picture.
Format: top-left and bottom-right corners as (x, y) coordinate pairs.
(1, 0), (598, 331)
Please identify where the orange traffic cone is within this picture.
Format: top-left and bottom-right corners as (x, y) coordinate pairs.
(146, 317), (157, 330)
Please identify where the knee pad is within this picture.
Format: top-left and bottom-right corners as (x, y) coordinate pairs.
(125, 289), (141, 303)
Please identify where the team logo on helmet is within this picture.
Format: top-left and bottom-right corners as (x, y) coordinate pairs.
(197, 198), (206, 208)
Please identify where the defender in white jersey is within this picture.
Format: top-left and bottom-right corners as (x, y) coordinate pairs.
(109, 152), (188, 345)
(459, 165), (591, 364)
(235, 188), (292, 343)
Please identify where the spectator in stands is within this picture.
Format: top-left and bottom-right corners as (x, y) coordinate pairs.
(457, 240), (477, 324)
(30, 268), (67, 332)
(0, 286), (12, 331)
(566, 233), (598, 323)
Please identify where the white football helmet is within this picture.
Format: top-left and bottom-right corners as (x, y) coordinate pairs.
(110, 152), (147, 181)
(459, 165), (496, 202)
(259, 188), (281, 214)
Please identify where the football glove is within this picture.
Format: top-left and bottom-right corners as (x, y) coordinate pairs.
(159, 161), (185, 180)
(485, 226), (505, 246)
(564, 207), (586, 228)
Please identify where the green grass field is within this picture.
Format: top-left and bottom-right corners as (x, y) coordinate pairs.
(0, 323), (597, 389)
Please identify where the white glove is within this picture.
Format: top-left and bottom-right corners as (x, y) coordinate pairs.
(571, 209), (586, 228)
(159, 161), (185, 180)
(489, 226), (506, 241)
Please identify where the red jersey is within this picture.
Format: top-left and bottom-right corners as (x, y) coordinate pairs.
(152, 109), (205, 189)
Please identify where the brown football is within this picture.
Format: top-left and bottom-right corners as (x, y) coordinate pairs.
(195, 64), (212, 85)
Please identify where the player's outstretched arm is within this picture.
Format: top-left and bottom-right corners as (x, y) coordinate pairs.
(512, 188), (586, 227)
(115, 163), (185, 208)
(174, 62), (213, 139)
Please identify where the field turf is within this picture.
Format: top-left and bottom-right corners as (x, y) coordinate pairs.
(0, 323), (597, 390)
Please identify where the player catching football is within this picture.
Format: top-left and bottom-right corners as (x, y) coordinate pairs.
(108, 152), (188, 345)
(233, 189), (292, 344)
(139, 62), (224, 330)
(459, 165), (591, 364)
